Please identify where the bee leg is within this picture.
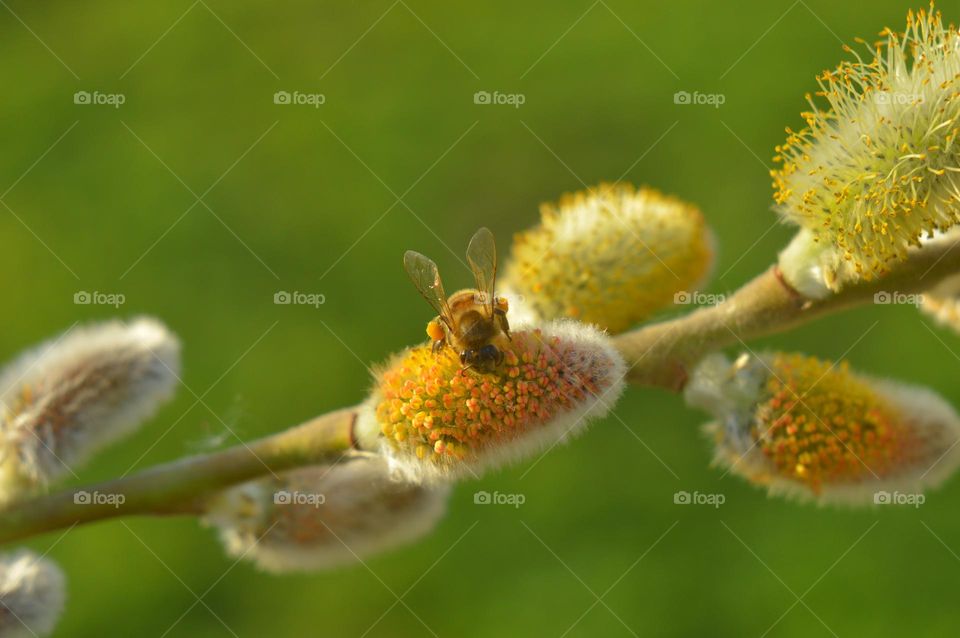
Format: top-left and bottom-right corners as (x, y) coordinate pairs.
(496, 310), (512, 341)
(427, 318), (447, 352)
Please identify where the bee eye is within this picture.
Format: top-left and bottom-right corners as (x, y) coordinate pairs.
(496, 297), (509, 311)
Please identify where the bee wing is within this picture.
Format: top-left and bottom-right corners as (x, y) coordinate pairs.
(403, 250), (453, 324)
(466, 227), (497, 313)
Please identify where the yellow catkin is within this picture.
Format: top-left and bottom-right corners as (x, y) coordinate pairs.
(772, 3), (960, 280)
(502, 183), (714, 333)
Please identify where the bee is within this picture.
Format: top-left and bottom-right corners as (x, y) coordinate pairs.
(404, 227), (511, 372)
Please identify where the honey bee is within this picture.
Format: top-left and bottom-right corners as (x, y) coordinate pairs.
(404, 227), (511, 371)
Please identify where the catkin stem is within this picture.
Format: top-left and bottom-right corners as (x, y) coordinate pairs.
(4, 234), (960, 543)
(614, 234), (960, 388)
(0, 408), (357, 543)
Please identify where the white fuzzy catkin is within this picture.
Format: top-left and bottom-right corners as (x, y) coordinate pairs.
(204, 456), (451, 572)
(0, 550), (66, 638)
(357, 319), (627, 483)
(0, 318), (180, 502)
(919, 272), (960, 332)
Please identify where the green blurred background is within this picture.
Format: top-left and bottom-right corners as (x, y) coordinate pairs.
(2, 1), (958, 636)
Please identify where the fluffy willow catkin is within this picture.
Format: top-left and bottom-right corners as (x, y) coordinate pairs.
(0, 550), (66, 638)
(203, 456), (450, 572)
(0, 318), (180, 502)
(919, 272), (960, 332)
(774, 4), (960, 297)
(685, 351), (960, 504)
(500, 183), (714, 333)
(355, 320), (626, 482)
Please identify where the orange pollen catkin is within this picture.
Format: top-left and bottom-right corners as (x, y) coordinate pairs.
(363, 322), (625, 481)
(753, 354), (919, 494)
(686, 350), (960, 504)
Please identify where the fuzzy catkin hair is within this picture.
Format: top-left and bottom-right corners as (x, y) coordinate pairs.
(205, 457), (450, 572)
(919, 272), (960, 332)
(0, 550), (66, 638)
(0, 317), (180, 502)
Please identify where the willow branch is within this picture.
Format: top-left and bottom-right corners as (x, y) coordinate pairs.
(615, 234), (960, 389)
(4, 233), (960, 544)
(0, 408), (357, 543)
